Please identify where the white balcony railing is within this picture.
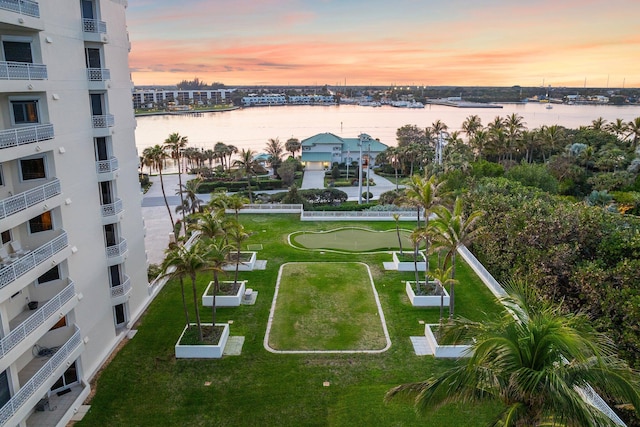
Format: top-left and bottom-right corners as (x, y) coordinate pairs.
(0, 0), (39, 17)
(0, 124), (54, 150)
(110, 275), (131, 299)
(106, 238), (127, 259)
(96, 157), (118, 174)
(0, 231), (68, 290)
(87, 68), (110, 81)
(0, 61), (47, 80)
(82, 18), (106, 33)
(92, 114), (114, 128)
(0, 179), (61, 220)
(0, 281), (75, 359)
(0, 328), (81, 425)
(101, 198), (123, 218)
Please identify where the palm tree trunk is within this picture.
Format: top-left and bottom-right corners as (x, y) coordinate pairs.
(413, 244), (420, 293)
(158, 169), (175, 230)
(191, 275), (203, 342)
(212, 272), (218, 326)
(234, 247), (240, 284)
(177, 153), (187, 237)
(449, 253), (456, 320)
(179, 277), (190, 326)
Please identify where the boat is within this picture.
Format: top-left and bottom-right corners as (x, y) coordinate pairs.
(546, 104), (553, 110)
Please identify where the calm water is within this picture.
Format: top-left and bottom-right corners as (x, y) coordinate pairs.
(135, 103), (640, 154)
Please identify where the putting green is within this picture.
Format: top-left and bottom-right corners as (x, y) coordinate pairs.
(289, 227), (418, 253)
(265, 262), (390, 353)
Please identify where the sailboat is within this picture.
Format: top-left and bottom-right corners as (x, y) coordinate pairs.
(545, 89), (553, 109)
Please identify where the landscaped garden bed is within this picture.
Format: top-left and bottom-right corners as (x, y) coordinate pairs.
(222, 251), (257, 271)
(405, 281), (450, 307)
(202, 280), (246, 307)
(392, 251), (426, 271)
(175, 323), (230, 359)
(424, 323), (473, 359)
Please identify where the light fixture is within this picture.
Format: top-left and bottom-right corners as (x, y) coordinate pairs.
(58, 147), (65, 154)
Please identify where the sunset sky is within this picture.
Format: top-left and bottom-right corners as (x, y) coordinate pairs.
(127, 0), (640, 88)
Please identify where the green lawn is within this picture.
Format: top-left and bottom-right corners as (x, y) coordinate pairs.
(267, 262), (388, 351)
(77, 215), (504, 427)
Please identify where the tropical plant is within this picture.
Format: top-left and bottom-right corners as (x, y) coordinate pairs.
(226, 221), (251, 284)
(392, 213), (403, 255)
(430, 196), (484, 319)
(386, 281), (640, 427)
(176, 178), (204, 216)
(144, 144), (174, 230)
(161, 241), (209, 342)
(265, 138), (285, 176)
(234, 148), (258, 203)
(164, 132), (189, 235)
(202, 237), (233, 326)
(430, 265), (456, 324)
(285, 137), (301, 158)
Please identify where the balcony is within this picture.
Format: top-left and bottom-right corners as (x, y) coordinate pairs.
(101, 198), (123, 224)
(0, 61), (47, 80)
(92, 114), (114, 128)
(110, 275), (131, 304)
(0, 328), (83, 427)
(0, 123), (54, 152)
(96, 156), (119, 182)
(106, 238), (127, 265)
(0, 178), (60, 221)
(0, 231), (68, 292)
(0, 0), (39, 17)
(82, 18), (107, 43)
(87, 67), (110, 81)
(0, 281), (76, 365)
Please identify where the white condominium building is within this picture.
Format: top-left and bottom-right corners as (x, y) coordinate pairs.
(0, 0), (150, 425)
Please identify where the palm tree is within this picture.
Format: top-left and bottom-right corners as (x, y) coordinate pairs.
(160, 243), (190, 331)
(161, 241), (209, 341)
(234, 148), (258, 203)
(386, 281), (640, 427)
(392, 213), (403, 255)
(430, 265), (456, 324)
(146, 144), (174, 230)
(164, 133), (189, 235)
(591, 116), (607, 131)
(265, 138), (284, 177)
(430, 196), (484, 319)
(202, 237), (233, 326)
(227, 221), (251, 285)
(461, 114), (482, 140)
(627, 116), (640, 152)
(226, 194), (249, 222)
(409, 227), (425, 291)
(176, 178), (204, 216)
(285, 137), (302, 158)
(213, 142), (228, 170)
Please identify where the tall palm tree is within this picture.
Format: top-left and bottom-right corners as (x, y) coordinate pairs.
(504, 113), (526, 161)
(146, 144), (174, 230)
(285, 137), (302, 158)
(160, 243), (190, 331)
(392, 213), (403, 255)
(176, 178), (204, 216)
(203, 237), (233, 326)
(213, 142), (228, 170)
(430, 265), (456, 324)
(226, 221), (251, 285)
(591, 116), (607, 131)
(386, 281), (640, 427)
(164, 133), (189, 235)
(234, 148), (258, 203)
(265, 138), (284, 177)
(461, 114), (482, 140)
(161, 241), (209, 341)
(430, 196), (483, 319)
(226, 194), (249, 222)
(409, 227), (425, 291)
(404, 174), (444, 287)
(627, 116), (640, 152)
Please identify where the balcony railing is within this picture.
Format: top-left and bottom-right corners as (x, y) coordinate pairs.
(0, 179), (61, 221)
(101, 198), (123, 218)
(106, 238), (127, 259)
(96, 157), (118, 174)
(0, 231), (68, 290)
(0, 0), (39, 17)
(87, 68), (110, 81)
(0, 61), (47, 80)
(110, 275), (131, 299)
(0, 281), (75, 360)
(92, 114), (114, 128)
(82, 18), (106, 33)
(0, 328), (81, 425)
(0, 124), (54, 150)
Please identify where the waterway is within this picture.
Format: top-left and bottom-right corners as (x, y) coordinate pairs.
(135, 103), (640, 154)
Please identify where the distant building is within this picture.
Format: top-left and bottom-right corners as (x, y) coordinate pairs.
(241, 94), (286, 107)
(132, 89), (236, 109)
(288, 94), (335, 105)
(300, 133), (388, 170)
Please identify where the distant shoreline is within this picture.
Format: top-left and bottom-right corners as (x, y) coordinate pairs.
(134, 106), (239, 117)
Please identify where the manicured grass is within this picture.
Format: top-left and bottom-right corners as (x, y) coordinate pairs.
(77, 214), (504, 427)
(267, 262), (388, 351)
(290, 227), (416, 252)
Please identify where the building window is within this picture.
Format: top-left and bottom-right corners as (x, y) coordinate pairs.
(1, 231), (10, 245)
(20, 157), (46, 180)
(0, 370), (10, 408)
(50, 362), (77, 393)
(37, 265), (60, 284)
(11, 100), (39, 124)
(2, 40), (33, 63)
(0, 165), (3, 186)
(29, 211), (53, 233)
(114, 303), (127, 327)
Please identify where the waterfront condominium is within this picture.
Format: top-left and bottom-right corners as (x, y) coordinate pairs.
(0, 0), (150, 425)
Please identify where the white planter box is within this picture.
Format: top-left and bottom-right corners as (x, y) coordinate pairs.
(406, 281), (450, 307)
(175, 323), (230, 359)
(202, 280), (246, 307)
(424, 324), (472, 359)
(222, 251), (257, 272)
(392, 251), (426, 271)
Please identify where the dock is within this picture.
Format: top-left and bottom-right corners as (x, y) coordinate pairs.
(425, 99), (503, 108)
